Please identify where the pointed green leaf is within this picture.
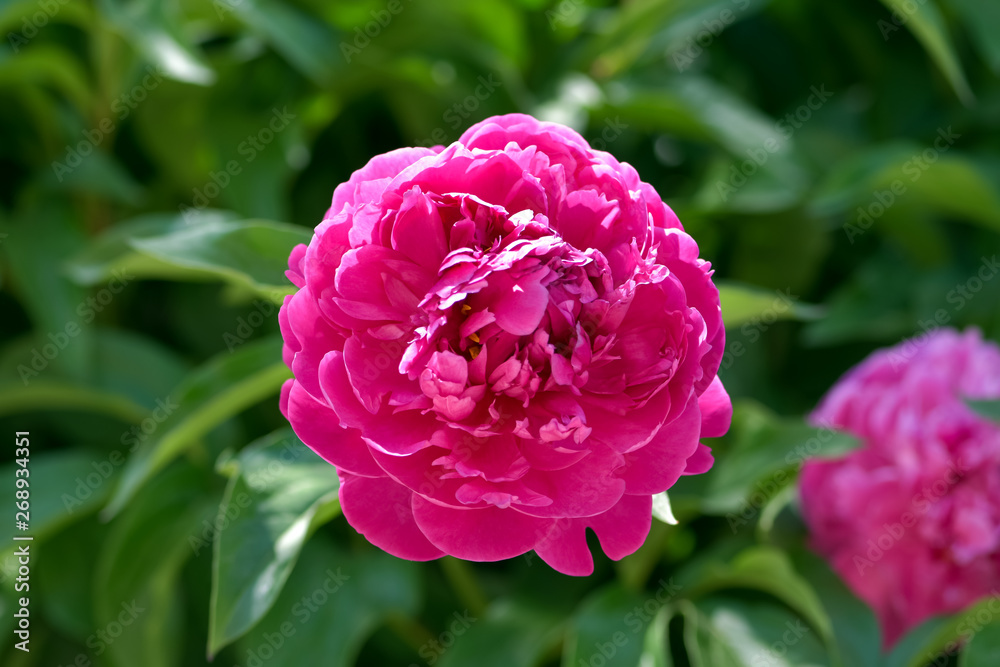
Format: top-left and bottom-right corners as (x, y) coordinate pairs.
(878, 0), (973, 104)
(209, 428), (341, 656)
(103, 337), (290, 519)
(718, 281), (822, 329)
(233, 536), (423, 667)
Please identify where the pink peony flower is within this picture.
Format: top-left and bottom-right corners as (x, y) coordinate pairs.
(800, 328), (1000, 646)
(279, 114), (729, 575)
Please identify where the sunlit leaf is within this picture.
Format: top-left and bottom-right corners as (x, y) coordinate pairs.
(209, 428), (341, 656)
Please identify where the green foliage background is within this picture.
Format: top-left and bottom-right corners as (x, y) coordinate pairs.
(1, 0), (999, 665)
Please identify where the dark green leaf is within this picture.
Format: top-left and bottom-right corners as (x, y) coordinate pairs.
(960, 617), (1000, 667)
(209, 428), (341, 656)
(128, 219), (311, 300)
(718, 281), (822, 329)
(233, 535), (422, 667)
(563, 584), (649, 667)
(93, 462), (217, 667)
(103, 336), (291, 518)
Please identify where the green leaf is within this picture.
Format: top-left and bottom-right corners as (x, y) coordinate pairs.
(680, 596), (832, 667)
(93, 462), (217, 667)
(42, 149), (145, 205)
(698, 401), (859, 515)
(885, 596), (1000, 667)
(640, 606), (675, 667)
(684, 546), (834, 649)
(0, 381), (147, 422)
(0, 45), (93, 115)
(234, 535), (423, 667)
(3, 200), (94, 381)
(878, 0), (973, 104)
(437, 596), (567, 667)
(790, 548), (881, 667)
(967, 399), (1000, 424)
(127, 219), (311, 300)
(97, 0), (215, 85)
(209, 428), (341, 656)
(0, 451), (112, 552)
(66, 209), (240, 285)
(961, 618), (1000, 667)
(718, 281), (822, 329)
(949, 0), (1000, 73)
(0, 328), (189, 412)
(225, 0), (342, 86)
(562, 584), (649, 667)
(103, 336), (291, 519)
(36, 519), (106, 643)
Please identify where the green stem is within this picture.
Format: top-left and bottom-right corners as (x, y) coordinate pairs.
(440, 557), (489, 618)
(384, 612), (435, 653)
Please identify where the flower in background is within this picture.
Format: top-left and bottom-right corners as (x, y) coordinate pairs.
(800, 328), (1000, 646)
(279, 113), (730, 575)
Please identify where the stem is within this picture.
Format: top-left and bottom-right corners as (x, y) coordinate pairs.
(440, 557), (488, 618)
(384, 613), (435, 653)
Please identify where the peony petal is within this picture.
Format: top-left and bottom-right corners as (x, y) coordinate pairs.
(411, 495), (552, 562)
(330, 146), (440, 214)
(319, 350), (436, 455)
(340, 473), (445, 561)
(516, 443), (626, 518)
(619, 397), (702, 494)
(491, 271), (550, 336)
(698, 376), (732, 438)
(589, 493), (653, 559)
(533, 519), (594, 576)
(285, 380), (383, 477)
(533, 494), (653, 576)
(681, 443), (714, 476)
(391, 187), (448, 268)
(285, 287), (344, 400)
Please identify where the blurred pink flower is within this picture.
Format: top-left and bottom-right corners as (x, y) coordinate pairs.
(801, 328), (1000, 646)
(279, 114), (729, 574)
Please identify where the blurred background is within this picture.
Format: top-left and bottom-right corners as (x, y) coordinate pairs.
(1, 0), (999, 665)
